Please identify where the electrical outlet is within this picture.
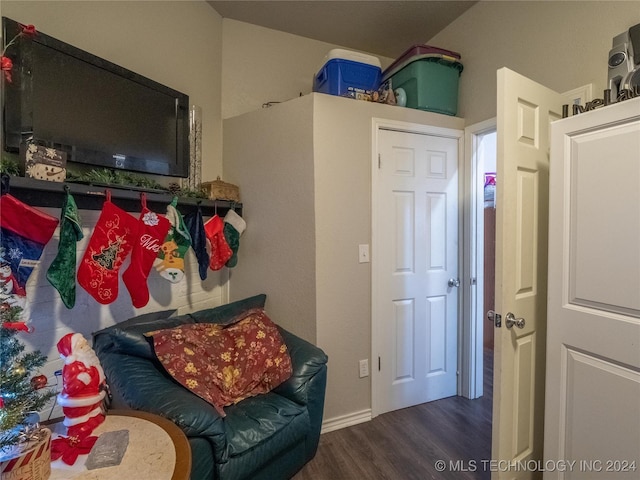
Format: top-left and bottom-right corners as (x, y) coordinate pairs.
(358, 244), (370, 263)
(359, 359), (369, 378)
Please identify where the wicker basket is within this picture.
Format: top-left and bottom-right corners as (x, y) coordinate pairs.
(1, 427), (51, 480)
(201, 177), (240, 202)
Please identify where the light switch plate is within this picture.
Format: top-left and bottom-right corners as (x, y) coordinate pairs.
(359, 359), (369, 378)
(358, 244), (370, 263)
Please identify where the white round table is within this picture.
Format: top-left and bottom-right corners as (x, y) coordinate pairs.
(49, 410), (190, 480)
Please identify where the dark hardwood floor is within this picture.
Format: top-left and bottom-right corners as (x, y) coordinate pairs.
(294, 349), (493, 480)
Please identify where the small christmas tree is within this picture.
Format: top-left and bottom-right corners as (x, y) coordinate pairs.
(0, 301), (55, 453)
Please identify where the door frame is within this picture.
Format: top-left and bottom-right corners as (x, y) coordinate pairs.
(371, 117), (464, 418)
(461, 118), (497, 399)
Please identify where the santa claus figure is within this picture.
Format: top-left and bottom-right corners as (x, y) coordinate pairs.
(56, 333), (107, 439)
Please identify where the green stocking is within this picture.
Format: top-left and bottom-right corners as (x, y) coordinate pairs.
(223, 210), (246, 268)
(46, 190), (83, 308)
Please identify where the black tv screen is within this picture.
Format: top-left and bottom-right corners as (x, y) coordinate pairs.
(2, 17), (190, 177)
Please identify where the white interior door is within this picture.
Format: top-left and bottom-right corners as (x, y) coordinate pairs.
(492, 68), (563, 478)
(373, 126), (460, 415)
(544, 98), (640, 479)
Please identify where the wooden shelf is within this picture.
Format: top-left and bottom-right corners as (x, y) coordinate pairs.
(1, 176), (242, 217)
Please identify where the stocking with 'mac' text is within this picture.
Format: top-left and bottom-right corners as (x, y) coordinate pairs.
(122, 194), (170, 308)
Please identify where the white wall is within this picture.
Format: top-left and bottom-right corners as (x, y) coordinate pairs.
(224, 93), (464, 424)
(221, 19), (394, 119)
(223, 95), (317, 343)
(429, 1), (640, 125)
(2, 0), (224, 182)
(313, 94), (463, 425)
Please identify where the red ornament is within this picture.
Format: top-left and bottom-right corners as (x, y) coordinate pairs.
(0, 23), (37, 84)
(1, 56), (13, 83)
(2, 321), (32, 332)
(20, 24), (37, 36)
(31, 374), (48, 390)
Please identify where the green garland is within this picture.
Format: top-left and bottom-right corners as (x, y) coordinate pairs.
(0, 158), (20, 177)
(1, 166), (209, 199)
(65, 168), (164, 190)
(65, 168), (208, 198)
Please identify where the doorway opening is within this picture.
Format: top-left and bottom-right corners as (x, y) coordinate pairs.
(477, 129), (496, 405)
(461, 119), (496, 401)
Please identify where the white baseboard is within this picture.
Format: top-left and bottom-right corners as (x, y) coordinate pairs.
(320, 409), (372, 434)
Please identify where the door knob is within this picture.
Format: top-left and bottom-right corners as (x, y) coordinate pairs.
(505, 312), (525, 329)
(448, 278), (460, 288)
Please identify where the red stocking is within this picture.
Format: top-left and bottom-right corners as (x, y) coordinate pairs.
(122, 194), (170, 308)
(204, 215), (232, 271)
(77, 192), (137, 304)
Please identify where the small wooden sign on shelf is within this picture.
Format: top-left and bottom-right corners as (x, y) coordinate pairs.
(23, 144), (67, 182)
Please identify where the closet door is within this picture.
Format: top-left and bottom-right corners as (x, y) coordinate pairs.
(544, 98), (640, 478)
(373, 126), (460, 415)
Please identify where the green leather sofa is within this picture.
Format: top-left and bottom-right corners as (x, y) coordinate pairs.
(92, 294), (328, 480)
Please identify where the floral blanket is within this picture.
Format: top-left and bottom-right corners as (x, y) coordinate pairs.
(148, 309), (292, 416)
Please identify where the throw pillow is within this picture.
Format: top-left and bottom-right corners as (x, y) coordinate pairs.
(148, 308), (292, 416)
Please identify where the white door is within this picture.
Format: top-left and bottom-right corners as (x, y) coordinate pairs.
(492, 68), (563, 478)
(544, 98), (640, 479)
(373, 126), (460, 415)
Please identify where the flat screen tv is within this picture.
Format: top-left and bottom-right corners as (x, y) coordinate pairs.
(2, 17), (190, 178)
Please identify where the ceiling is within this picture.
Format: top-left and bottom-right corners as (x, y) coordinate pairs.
(207, 1), (477, 59)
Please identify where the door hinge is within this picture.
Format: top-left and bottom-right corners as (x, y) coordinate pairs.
(378, 356), (381, 371)
(378, 154), (381, 169)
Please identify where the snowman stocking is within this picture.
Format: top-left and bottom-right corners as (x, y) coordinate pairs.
(0, 193), (59, 317)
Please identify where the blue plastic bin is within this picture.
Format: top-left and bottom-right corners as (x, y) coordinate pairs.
(313, 58), (382, 97)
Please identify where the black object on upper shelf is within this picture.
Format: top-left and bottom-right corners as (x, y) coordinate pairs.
(1, 176), (242, 217)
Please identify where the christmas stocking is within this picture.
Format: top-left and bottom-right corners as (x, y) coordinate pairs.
(77, 193), (137, 305)
(223, 210), (246, 268)
(122, 194), (170, 308)
(154, 197), (192, 283)
(204, 215), (232, 271)
(47, 191), (83, 309)
(184, 206), (209, 281)
(0, 193), (58, 314)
